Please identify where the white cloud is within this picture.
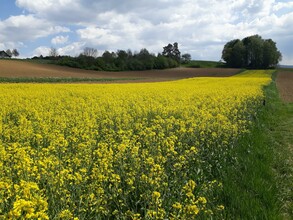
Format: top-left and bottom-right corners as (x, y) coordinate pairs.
(77, 27), (121, 48)
(273, 1), (293, 11)
(57, 42), (85, 56)
(16, 0), (54, 12)
(51, 35), (69, 45)
(8, 0), (293, 64)
(16, 0), (98, 24)
(33, 42), (85, 57)
(0, 14), (69, 42)
(0, 41), (24, 51)
(33, 46), (51, 57)
(0, 43), (5, 50)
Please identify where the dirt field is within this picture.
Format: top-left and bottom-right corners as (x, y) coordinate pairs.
(276, 70), (293, 103)
(0, 59), (239, 82)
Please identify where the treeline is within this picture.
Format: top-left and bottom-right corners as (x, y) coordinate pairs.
(1, 49), (20, 58)
(222, 35), (282, 69)
(57, 49), (179, 71)
(33, 42), (192, 71)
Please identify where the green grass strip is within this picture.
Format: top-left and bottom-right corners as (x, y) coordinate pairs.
(218, 71), (292, 219)
(268, 73), (293, 219)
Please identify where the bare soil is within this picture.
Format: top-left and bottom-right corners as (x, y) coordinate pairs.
(0, 59), (239, 83)
(276, 70), (293, 102)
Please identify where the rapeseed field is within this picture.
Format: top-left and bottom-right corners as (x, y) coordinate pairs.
(0, 70), (272, 219)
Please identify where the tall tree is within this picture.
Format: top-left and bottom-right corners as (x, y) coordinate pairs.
(181, 53), (191, 64)
(12, 49), (19, 57)
(102, 51), (116, 63)
(262, 39), (282, 68)
(222, 39), (238, 66)
(116, 50), (128, 61)
(49, 47), (58, 57)
(162, 42), (181, 63)
(83, 47), (98, 57)
(5, 49), (12, 57)
(115, 50), (128, 70)
(172, 42), (181, 63)
(137, 48), (155, 70)
(222, 39), (246, 67)
(242, 35), (264, 68)
(127, 49), (133, 58)
(231, 40), (245, 68)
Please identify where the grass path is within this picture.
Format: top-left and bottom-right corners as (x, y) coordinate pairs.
(220, 79), (280, 219)
(274, 102), (293, 219)
(219, 71), (293, 219)
(272, 71), (293, 218)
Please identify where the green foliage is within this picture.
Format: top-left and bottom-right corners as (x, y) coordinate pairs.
(136, 48), (155, 70)
(222, 35), (282, 69)
(12, 49), (20, 57)
(52, 47), (179, 71)
(57, 56), (82, 69)
(5, 49), (12, 57)
(162, 42), (181, 63)
(0, 49), (19, 58)
(154, 55), (169, 69)
(127, 59), (145, 70)
(222, 39), (245, 68)
(181, 53), (192, 64)
(263, 39), (282, 69)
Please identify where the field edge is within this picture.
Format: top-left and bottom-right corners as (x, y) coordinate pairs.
(218, 71), (293, 219)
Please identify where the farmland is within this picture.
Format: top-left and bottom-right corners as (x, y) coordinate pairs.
(0, 59), (239, 83)
(276, 70), (293, 102)
(0, 70), (273, 219)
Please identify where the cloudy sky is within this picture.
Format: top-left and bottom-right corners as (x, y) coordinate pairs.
(0, 0), (292, 64)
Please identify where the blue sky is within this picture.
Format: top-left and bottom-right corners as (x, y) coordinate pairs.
(0, 0), (292, 64)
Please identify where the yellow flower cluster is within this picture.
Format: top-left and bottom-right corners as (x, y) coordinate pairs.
(0, 70), (272, 219)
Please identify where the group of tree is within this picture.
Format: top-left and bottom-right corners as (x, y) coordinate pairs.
(38, 43), (191, 71)
(222, 35), (282, 69)
(3, 49), (20, 58)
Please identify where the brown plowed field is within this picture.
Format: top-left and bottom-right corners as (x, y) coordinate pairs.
(276, 70), (293, 103)
(0, 59), (239, 82)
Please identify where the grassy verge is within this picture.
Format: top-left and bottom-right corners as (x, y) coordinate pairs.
(269, 72), (293, 218)
(219, 72), (292, 219)
(0, 77), (142, 83)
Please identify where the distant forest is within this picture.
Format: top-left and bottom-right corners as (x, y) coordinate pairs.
(32, 42), (192, 71)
